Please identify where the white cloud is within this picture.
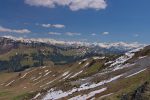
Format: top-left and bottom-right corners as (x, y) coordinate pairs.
(41, 24), (65, 28)
(48, 31), (81, 36)
(42, 24), (51, 28)
(48, 32), (61, 35)
(91, 33), (96, 36)
(102, 32), (109, 35)
(65, 32), (81, 36)
(52, 24), (65, 28)
(0, 26), (31, 34)
(25, 0), (107, 11)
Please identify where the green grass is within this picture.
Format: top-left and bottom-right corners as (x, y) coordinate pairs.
(83, 60), (106, 76)
(12, 92), (33, 100)
(60, 49), (86, 56)
(20, 57), (34, 67)
(104, 69), (150, 100)
(0, 91), (11, 97)
(0, 48), (37, 61)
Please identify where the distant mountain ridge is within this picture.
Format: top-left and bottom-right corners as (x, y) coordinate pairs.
(0, 36), (146, 72)
(3, 36), (145, 51)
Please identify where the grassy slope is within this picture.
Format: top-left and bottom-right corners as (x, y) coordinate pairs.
(99, 69), (150, 100)
(0, 51), (149, 100)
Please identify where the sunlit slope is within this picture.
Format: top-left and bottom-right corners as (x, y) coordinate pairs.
(0, 46), (149, 100)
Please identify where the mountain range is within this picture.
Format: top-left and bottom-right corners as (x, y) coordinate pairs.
(0, 36), (149, 100)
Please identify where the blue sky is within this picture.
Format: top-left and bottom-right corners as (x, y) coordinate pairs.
(0, 0), (150, 43)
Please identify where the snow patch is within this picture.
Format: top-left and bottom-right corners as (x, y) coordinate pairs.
(44, 70), (49, 72)
(42, 88), (77, 100)
(62, 71), (69, 77)
(93, 56), (105, 60)
(33, 93), (41, 99)
(126, 68), (147, 78)
(99, 93), (114, 99)
(42, 74), (122, 100)
(78, 62), (82, 65)
(84, 62), (89, 68)
(63, 74), (71, 79)
(70, 70), (83, 78)
(138, 56), (147, 59)
(69, 87), (107, 100)
(33, 76), (42, 81)
(20, 73), (28, 79)
(79, 74), (123, 91)
(5, 80), (15, 86)
(112, 63), (135, 72)
(42, 66), (46, 69)
(102, 47), (145, 75)
(43, 72), (51, 77)
(82, 58), (87, 61)
(20, 68), (37, 79)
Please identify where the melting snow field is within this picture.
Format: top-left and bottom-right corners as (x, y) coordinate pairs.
(78, 74), (123, 91)
(42, 74), (123, 100)
(109, 52), (134, 68)
(37, 47), (146, 100)
(102, 47), (144, 75)
(112, 63), (135, 72)
(42, 88), (77, 100)
(68, 87), (107, 100)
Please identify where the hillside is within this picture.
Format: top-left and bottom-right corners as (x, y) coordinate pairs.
(0, 37), (100, 72)
(0, 41), (149, 100)
(0, 37), (135, 72)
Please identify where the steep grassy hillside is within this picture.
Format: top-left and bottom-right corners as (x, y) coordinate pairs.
(0, 37), (149, 100)
(0, 45), (149, 100)
(0, 37), (119, 72)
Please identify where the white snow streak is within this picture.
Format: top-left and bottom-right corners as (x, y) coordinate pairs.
(5, 80), (15, 86)
(126, 68), (147, 78)
(42, 74), (122, 100)
(70, 70), (83, 78)
(69, 88), (107, 100)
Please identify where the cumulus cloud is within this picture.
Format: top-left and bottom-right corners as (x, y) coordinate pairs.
(102, 32), (109, 35)
(48, 32), (61, 35)
(25, 0), (107, 11)
(0, 26), (31, 34)
(65, 32), (81, 36)
(41, 24), (65, 28)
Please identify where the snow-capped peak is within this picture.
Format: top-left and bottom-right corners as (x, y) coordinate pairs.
(2, 35), (146, 50)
